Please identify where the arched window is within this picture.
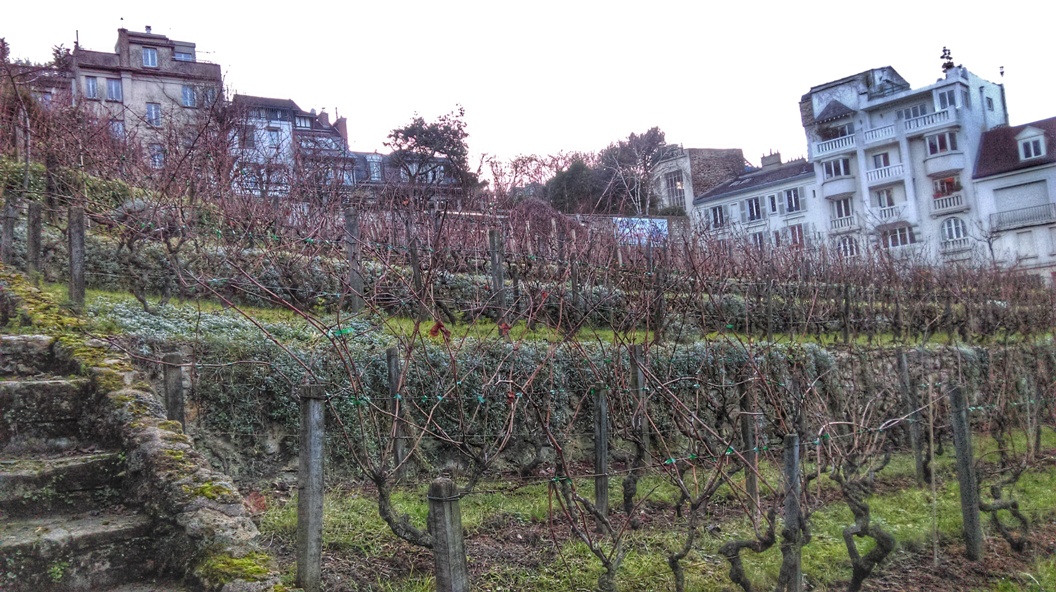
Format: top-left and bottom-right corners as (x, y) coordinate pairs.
(941, 217), (967, 242)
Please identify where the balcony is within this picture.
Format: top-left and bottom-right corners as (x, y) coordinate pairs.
(864, 125), (895, 143)
(991, 203), (1056, 232)
(903, 109), (951, 132)
(877, 205), (903, 220)
(815, 135), (855, 156)
(924, 151), (966, 177)
(940, 237), (972, 254)
(821, 176), (857, 198)
(830, 215), (860, 233)
(931, 193), (967, 215)
(866, 163), (904, 185)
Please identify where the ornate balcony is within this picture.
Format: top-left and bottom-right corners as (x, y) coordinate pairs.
(991, 203), (1056, 232)
(864, 125), (895, 143)
(930, 193), (967, 215)
(903, 109), (951, 132)
(866, 163), (904, 185)
(815, 135), (855, 156)
(878, 205), (903, 220)
(830, 215), (860, 233)
(940, 237), (972, 254)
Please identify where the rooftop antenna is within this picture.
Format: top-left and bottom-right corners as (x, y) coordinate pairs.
(940, 46), (954, 73)
(999, 65), (1005, 78)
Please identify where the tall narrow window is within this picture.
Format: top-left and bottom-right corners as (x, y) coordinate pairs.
(84, 76), (98, 99)
(106, 78), (122, 102)
(664, 171), (684, 205)
(937, 89), (956, 110)
(142, 47), (158, 67)
(146, 103), (162, 127)
(784, 188), (802, 213)
(872, 153), (890, 168)
(875, 188), (895, 208)
(148, 144), (165, 169)
(181, 85), (197, 108)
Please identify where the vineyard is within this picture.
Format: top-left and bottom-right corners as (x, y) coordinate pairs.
(2, 156), (1056, 591)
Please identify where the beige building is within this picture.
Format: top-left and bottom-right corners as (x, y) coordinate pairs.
(71, 27), (222, 166)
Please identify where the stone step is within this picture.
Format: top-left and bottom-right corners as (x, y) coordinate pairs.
(0, 335), (59, 377)
(0, 451), (125, 518)
(100, 582), (189, 592)
(0, 378), (93, 453)
(0, 510), (160, 592)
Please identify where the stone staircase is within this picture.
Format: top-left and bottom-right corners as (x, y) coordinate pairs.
(0, 336), (187, 591)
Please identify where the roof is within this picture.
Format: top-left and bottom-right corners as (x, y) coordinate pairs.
(695, 159), (814, 205)
(974, 116), (1056, 179)
(231, 94), (302, 112)
(815, 100), (855, 123)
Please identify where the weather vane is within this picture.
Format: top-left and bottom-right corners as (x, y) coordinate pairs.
(941, 47), (954, 73)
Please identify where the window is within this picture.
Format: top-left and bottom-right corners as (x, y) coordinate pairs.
(832, 197), (853, 219)
(986, 97), (995, 111)
(926, 132), (958, 156)
(898, 104), (928, 120)
(788, 224), (805, 247)
(239, 126), (256, 149)
(820, 122), (854, 140)
(142, 47), (158, 68)
(933, 176), (961, 197)
(106, 78), (122, 101)
(148, 144), (164, 169)
(937, 89), (956, 110)
(710, 205), (727, 228)
(295, 116), (312, 128)
(962, 90), (971, 109)
(146, 102), (162, 127)
(823, 158), (851, 179)
(84, 76), (98, 99)
(369, 158), (383, 181)
(1016, 230), (1037, 258)
(267, 128), (280, 147)
(202, 88), (217, 107)
(872, 152), (890, 169)
(109, 120), (125, 138)
(882, 226), (916, 248)
(1020, 138), (1045, 160)
(181, 86), (197, 108)
(267, 109), (283, 122)
(942, 217), (967, 242)
(837, 236), (859, 258)
(750, 231), (767, 251)
(784, 188), (802, 213)
(664, 171), (684, 205)
(875, 188), (895, 208)
(174, 51), (193, 62)
(742, 196), (763, 222)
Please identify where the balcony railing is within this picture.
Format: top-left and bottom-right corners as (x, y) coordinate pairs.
(904, 109), (951, 131)
(865, 163), (904, 183)
(830, 215), (858, 231)
(815, 135), (855, 155)
(940, 237), (972, 253)
(878, 205), (902, 220)
(864, 125), (895, 143)
(931, 193), (965, 214)
(990, 203), (1056, 232)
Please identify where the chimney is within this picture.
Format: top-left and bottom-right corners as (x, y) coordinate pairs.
(145, 25), (152, 34)
(334, 117), (349, 147)
(317, 111), (330, 127)
(760, 152), (782, 169)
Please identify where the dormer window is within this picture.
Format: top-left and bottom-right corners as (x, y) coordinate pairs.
(142, 47), (158, 68)
(1015, 127), (1047, 161)
(295, 116), (312, 128)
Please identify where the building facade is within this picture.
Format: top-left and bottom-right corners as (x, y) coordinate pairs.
(71, 27), (222, 161)
(799, 64), (1008, 260)
(653, 146), (747, 214)
(973, 117), (1056, 278)
(692, 153), (820, 251)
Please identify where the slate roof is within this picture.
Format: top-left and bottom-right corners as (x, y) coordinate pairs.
(231, 94), (302, 112)
(815, 100), (855, 123)
(695, 159), (814, 205)
(974, 117), (1056, 179)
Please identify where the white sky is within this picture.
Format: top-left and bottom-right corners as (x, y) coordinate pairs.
(5, 0), (1053, 169)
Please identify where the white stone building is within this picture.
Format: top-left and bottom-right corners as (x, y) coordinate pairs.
(799, 63), (1008, 260)
(973, 117), (1056, 279)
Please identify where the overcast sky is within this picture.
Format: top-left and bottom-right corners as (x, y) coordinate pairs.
(5, 1), (1053, 169)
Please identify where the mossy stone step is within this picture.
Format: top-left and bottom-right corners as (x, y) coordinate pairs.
(0, 335), (58, 377)
(0, 510), (158, 591)
(0, 451), (125, 518)
(0, 378), (93, 452)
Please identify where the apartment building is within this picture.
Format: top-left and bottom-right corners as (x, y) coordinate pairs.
(800, 63), (1007, 260)
(70, 27), (222, 170)
(692, 153), (819, 251)
(973, 117), (1056, 277)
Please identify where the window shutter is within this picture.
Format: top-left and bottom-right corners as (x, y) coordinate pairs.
(778, 193), (786, 215)
(739, 200), (747, 223)
(799, 188), (807, 211)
